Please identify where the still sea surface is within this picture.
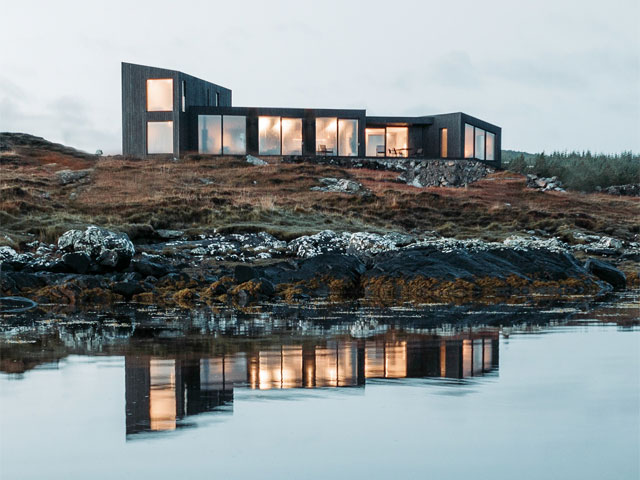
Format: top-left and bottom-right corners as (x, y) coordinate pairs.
(1, 292), (638, 480)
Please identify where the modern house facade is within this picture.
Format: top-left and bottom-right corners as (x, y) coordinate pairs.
(122, 62), (502, 166)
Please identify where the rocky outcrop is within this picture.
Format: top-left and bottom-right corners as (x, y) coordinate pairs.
(526, 174), (566, 192)
(246, 155), (268, 166)
(585, 258), (626, 290)
(310, 178), (368, 195)
(398, 160), (494, 188)
(58, 226), (135, 271)
(56, 169), (93, 185)
(595, 184), (640, 197)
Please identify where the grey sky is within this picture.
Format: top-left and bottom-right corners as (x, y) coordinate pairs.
(1, 0), (638, 154)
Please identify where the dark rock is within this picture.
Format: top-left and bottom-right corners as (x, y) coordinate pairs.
(131, 259), (171, 278)
(62, 252), (91, 274)
(157, 272), (191, 287)
(399, 159), (494, 188)
(584, 258), (626, 289)
(257, 278), (276, 296)
(57, 226), (135, 271)
(111, 281), (144, 299)
(120, 271), (142, 283)
(235, 265), (257, 283)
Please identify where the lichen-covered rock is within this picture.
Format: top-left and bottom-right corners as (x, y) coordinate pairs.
(56, 169), (93, 185)
(399, 160), (494, 188)
(311, 177), (368, 194)
(57, 226), (135, 271)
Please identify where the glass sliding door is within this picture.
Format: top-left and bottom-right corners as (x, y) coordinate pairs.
(486, 132), (495, 161)
(222, 116), (246, 154)
(386, 127), (408, 157)
(198, 115), (222, 154)
(464, 123), (474, 158)
(259, 116), (281, 155)
(338, 119), (358, 156)
(282, 118), (302, 155)
(475, 127), (486, 160)
(316, 117), (337, 156)
(147, 121), (174, 154)
(365, 128), (386, 156)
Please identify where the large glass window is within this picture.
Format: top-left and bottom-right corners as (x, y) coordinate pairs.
(386, 127), (408, 157)
(365, 128), (386, 156)
(282, 118), (302, 155)
(475, 127), (486, 160)
(486, 131), (495, 161)
(338, 119), (358, 156)
(440, 128), (448, 158)
(259, 116), (281, 155)
(464, 123), (474, 159)
(147, 121), (173, 154)
(316, 117), (337, 156)
(146, 79), (173, 112)
(223, 116), (246, 155)
(198, 115), (222, 154)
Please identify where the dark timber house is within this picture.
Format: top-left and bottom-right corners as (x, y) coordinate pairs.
(122, 62), (501, 166)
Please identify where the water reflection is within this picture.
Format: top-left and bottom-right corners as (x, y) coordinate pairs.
(125, 331), (498, 436)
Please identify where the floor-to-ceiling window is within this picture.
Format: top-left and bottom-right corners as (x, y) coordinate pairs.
(316, 117), (337, 155)
(365, 128), (386, 156)
(259, 116), (281, 155)
(198, 115), (246, 155)
(222, 116), (246, 154)
(338, 119), (358, 156)
(464, 124), (475, 159)
(147, 121), (173, 154)
(386, 127), (408, 157)
(282, 118), (302, 155)
(198, 115), (222, 154)
(465, 123), (495, 161)
(475, 127), (486, 160)
(486, 131), (495, 161)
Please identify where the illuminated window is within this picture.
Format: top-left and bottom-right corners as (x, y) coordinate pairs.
(464, 123), (474, 158)
(146, 79), (173, 112)
(475, 127), (486, 160)
(223, 116), (246, 154)
(440, 128), (448, 158)
(181, 81), (186, 112)
(316, 117), (337, 156)
(338, 119), (358, 156)
(147, 121), (173, 154)
(198, 115), (222, 154)
(486, 132), (496, 161)
(282, 118), (302, 155)
(365, 128), (385, 156)
(386, 127), (408, 157)
(259, 116), (281, 155)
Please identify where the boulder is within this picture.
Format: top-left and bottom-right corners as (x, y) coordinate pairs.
(57, 226), (135, 271)
(131, 259), (172, 278)
(584, 258), (626, 289)
(311, 178), (367, 194)
(246, 155), (268, 166)
(62, 252), (91, 274)
(234, 265), (257, 283)
(56, 169), (93, 185)
(111, 281), (145, 299)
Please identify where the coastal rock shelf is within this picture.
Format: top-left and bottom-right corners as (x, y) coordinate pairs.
(1, 226), (634, 308)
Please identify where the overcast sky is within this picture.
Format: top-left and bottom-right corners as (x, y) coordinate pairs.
(1, 0), (638, 154)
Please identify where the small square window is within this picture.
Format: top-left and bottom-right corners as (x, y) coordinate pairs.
(147, 121), (173, 154)
(146, 79), (173, 112)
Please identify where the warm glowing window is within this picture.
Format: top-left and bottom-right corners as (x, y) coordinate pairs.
(316, 117), (337, 156)
(486, 132), (495, 161)
(147, 121), (173, 154)
(282, 118), (302, 155)
(338, 119), (358, 156)
(365, 128), (386, 156)
(146, 79), (173, 112)
(386, 127), (408, 157)
(259, 116), (281, 155)
(464, 123), (474, 159)
(223, 116), (246, 155)
(475, 127), (486, 160)
(440, 128), (448, 158)
(198, 115), (222, 154)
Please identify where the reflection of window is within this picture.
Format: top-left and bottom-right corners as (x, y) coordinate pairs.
(282, 118), (302, 155)
(259, 116), (281, 155)
(464, 123), (474, 159)
(338, 119), (358, 156)
(386, 127), (408, 157)
(222, 115), (246, 154)
(198, 115), (222, 154)
(147, 121), (173, 154)
(316, 117), (337, 156)
(146, 79), (173, 112)
(475, 127), (486, 160)
(365, 128), (386, 156)
(149, 359), (176, 431)
(486, 132), (495, 161)
(440, 128), (448, 158)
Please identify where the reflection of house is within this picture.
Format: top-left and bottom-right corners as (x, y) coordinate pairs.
(125, 332), (498, 436)
(122, 62), (501, 165)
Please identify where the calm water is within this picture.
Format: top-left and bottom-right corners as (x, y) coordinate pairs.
(1, 294), (638, 480)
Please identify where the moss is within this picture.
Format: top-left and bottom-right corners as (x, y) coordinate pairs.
(173, 288), (198, 306)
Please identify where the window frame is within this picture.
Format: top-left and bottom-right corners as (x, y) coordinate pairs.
(146, 78), (174, 112)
